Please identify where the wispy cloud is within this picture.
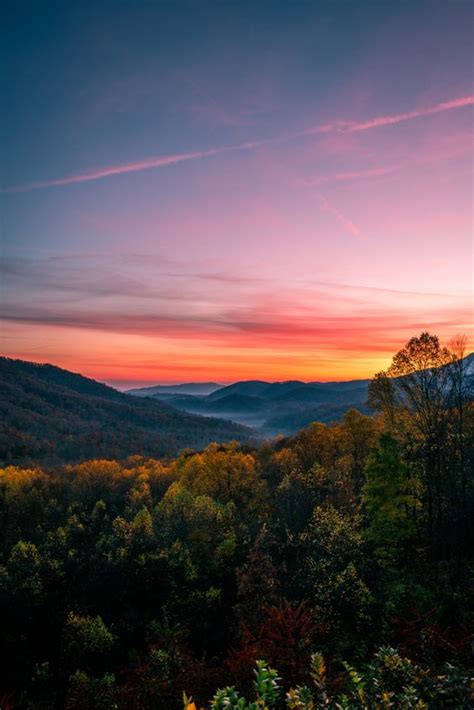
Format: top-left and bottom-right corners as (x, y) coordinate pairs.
(1, 146), (244, 193)
(307, 123), (473, 187)
(348, 95), (474, 132)
(3, 252), (471, 381)
(1, 137), (281, 193)
(309, 165), (399, 187)
(2, 298), (471, 352)
(291, 170), (363, 238)
(317, 193), (362, 238)
(303, 95), (474, 135)
(0, 255), (262, 308)
(2, 94), (472, 193)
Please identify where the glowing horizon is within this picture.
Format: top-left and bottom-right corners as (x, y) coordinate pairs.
(1, 1), (473, 386)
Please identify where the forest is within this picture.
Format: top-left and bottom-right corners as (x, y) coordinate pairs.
(0, 333), (473, 708)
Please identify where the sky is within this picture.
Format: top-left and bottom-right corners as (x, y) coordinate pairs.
(1, 0), (473, 388)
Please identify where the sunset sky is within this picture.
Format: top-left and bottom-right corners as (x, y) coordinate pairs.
(1, 0), (473, 388)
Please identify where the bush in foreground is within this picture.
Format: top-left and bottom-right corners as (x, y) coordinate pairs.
(184, 648), (473, 709)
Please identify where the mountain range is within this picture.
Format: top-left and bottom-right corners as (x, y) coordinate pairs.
(127, 377), (372, 434)
(127, 352), (474, 435)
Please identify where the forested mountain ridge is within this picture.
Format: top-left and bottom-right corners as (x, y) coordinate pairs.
(0, 357), (249, 466)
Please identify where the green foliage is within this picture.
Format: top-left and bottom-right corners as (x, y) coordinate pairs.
(0, 540), (44, 602)
(211, 686), (248, 709)
(203, 653), (473, 709)
(66, 670), (118, 709)
(63, 612), (115, 660)
(254, 659), (281, 706)
(209, 660), (280, 710)
(362, 434), (420, 565)
(299, 506), (373, 655)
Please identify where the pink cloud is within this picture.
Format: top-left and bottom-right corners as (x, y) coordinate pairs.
(348, 95), (474, 132)
(303, 95), (474, 136)
(3, 295), (471, 353)
(316, 193), (362, 238)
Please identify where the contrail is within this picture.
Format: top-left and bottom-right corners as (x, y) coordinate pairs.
(2, 94), (473, 193)
(317, 193), (362, 238)
(348, 95), (474, 132)
(302, 95), (474, 135)
(1, 140), (273, 193)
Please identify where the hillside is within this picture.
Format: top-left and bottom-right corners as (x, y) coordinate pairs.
(0, 358), (249, 465)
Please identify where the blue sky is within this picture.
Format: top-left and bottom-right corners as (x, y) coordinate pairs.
(1, 0), (473, 386)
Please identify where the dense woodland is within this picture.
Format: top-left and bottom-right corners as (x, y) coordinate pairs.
(0, 333), (473, 708)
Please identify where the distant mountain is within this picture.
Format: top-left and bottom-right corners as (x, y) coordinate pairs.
(148, 377), (372, 434)
(126, 382), (223, 397)
(207, 394), (268, 414)
(206, 380), (274, 401)
(0, 358), (249, 466)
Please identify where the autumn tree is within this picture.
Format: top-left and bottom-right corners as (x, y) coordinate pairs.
(368, 332), (472, 554)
